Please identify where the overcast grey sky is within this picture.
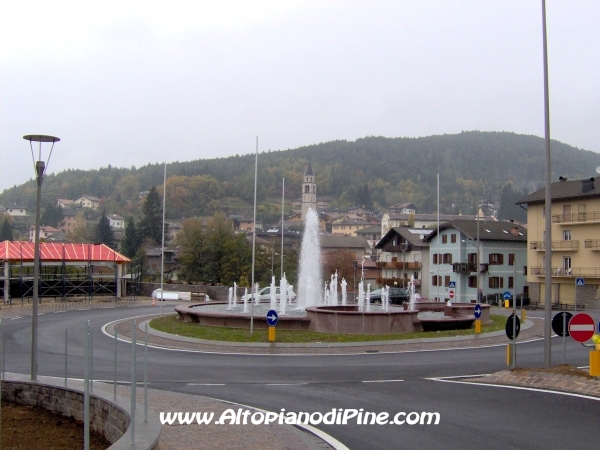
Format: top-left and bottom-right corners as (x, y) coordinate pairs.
(1, 1), (598, 192)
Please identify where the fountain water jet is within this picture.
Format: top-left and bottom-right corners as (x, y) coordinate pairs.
(296, 208), (323, 309)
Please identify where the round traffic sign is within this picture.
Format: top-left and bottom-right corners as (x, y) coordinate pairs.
(266, 309), (279, 327)
(474, 304), (482, 319)
(551, 312), (573, 337)
(568, 313), (595, 343)
(449, 290), (455, 299)
(505, 314), (520, 340)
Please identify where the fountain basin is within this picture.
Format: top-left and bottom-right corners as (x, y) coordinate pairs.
(305, 305), (422, 334)
(415, 302), (491, 323)
(174, 303), (311, 330)
(419, 316), (476, 332)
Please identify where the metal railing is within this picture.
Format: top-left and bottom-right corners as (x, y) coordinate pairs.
(529, 266), (600, 277)
(552, 211), (600, 224)
(584, 239), (600, 249)
(529, 240), (579, 250)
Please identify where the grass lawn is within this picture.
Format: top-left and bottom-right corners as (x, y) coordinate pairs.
(149, 314), (507, 344)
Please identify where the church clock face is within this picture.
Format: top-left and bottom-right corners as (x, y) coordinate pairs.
(303, 194), (310, 201)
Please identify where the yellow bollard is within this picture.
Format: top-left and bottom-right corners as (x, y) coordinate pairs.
(504, 300), (510, 308)
(521, 309), (526, 322)
(475, 319), (481, 334)
(590, 351), (600, 377)
(506, 344), (513, 366)
(268, 326), (276, 342)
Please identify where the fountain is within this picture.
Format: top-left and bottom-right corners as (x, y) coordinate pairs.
(296, 208), (323, 309)
(227, 287), (233, 310)
(174, 206), (487, 334)
(270, 276), (277, 310)
(279, 276), (287, 316)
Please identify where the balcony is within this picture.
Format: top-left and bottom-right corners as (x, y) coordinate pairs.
(584, 239), (600, 250)
(552, 211), (600, 224)
(529, 240), (579, 251)
(452, 263), (488, 274)
(387, 244), (412, 253)
(530, 266), (600, 278)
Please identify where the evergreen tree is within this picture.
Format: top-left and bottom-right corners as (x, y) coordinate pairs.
(94, 209), (116, 248)
(139, 186), (163, 245)
(498, 182), (527, 223)
(40, 203), (64, 228)
(120, 216), (141, 257)
(0, 218), (13, 241)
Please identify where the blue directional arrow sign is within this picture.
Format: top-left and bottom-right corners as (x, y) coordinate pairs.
(576, 278), (585, 286)
(503, 291), (512, 300)
(474, 304), (482, 319)
(266, 309), (279, 327)
(449, 281), (456, 288)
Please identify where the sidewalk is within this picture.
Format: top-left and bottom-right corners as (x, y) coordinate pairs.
(92, 384), (336, 450)
(469, 365), (600, 398)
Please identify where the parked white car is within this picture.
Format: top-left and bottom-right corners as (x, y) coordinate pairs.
(241, 286), (296, 303)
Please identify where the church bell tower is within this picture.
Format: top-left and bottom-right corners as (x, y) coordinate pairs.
(301, 161), (317, 220)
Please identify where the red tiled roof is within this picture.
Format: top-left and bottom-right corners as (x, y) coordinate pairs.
(0, 241), (130, 263)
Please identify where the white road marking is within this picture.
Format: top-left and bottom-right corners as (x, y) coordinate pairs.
(8, 316), (22, 320)
(362, 379), (404, 383)
(187, 383), (226, 386)
(427, 377), (600, 402)
(265, 383), (309, 386)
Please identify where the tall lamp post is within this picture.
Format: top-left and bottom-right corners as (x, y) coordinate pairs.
(24, 134), (60, 381)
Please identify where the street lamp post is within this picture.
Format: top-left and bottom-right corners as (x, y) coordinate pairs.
(24, 134), (60, 381)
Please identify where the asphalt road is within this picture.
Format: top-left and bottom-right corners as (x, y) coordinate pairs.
(2, 305), (600, 450)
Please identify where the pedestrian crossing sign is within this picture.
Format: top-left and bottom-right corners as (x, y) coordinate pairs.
(576, 278), (585, 286)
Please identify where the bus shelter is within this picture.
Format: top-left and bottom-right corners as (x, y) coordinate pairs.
(0, 241), (131, 303)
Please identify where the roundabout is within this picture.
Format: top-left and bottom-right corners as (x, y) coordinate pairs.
(1, 300), (599, 449)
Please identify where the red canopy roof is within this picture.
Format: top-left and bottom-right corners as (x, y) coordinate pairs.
(0, 241), (130, 264)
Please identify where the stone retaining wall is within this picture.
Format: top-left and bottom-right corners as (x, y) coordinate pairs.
(1, 378), (161, 450)
(2, 381), (129, 445)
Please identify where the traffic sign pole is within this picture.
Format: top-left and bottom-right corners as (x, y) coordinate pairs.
(562, 312), (566, 364)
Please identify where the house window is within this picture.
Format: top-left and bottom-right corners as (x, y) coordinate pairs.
(563, 257), (572, 275)
(432, 275), (441, 286)
(489, 253), (504, 265)
(508, 254), (515, 266)
(442, 253), (452, 264)
(468, 276), (477, 288)
(442, 235), (447, 243)
(451, 234), (457, 243)
(433, 254), (438, 264)
(563, 230), (572, 241)
(467, 253), (477, 264)
(523, 266), (527, 276)
(444, 276), (451, 287)
(489, 277), (503, 289)
(508, 276), (514, 288)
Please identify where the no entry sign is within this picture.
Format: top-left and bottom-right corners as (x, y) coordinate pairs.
(568, 313), (595, 343)
(449, 290), (455, 299)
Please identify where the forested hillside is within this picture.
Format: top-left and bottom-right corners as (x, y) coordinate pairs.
(1, 131), (598, 222)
